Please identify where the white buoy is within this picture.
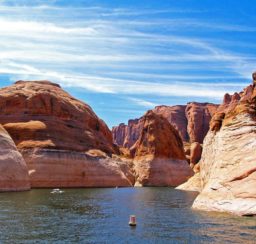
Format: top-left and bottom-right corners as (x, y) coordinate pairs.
(129, 215), (137, 226)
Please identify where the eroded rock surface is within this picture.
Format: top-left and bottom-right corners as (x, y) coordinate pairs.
(132, 111), (194, 186)
(0, 124), (30, 191)
(192, 80), (256, 216)
(112, 103), (218, 148)
(0, 81), (133, 187)
(153, 105), (188, 141)
(185, 103), (218, 143)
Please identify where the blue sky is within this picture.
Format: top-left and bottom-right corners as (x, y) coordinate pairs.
(0, 0), (255, 127)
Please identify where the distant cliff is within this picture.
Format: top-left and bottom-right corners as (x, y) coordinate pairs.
(112, 102), (218, 146)
(112, 102), (218, 170)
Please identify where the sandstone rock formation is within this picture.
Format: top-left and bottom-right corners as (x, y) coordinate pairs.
(22, 149), (135, 187)
(131, 111), (194, 186)
(192, 79), (256, 216)
(0, 124), (30, 191)
(153, 105), (188, 141)
(112, 103), (218, 169)
(176, 173), (201, 192)
(124, 119), (144, 148)
(185, 103), (218, 143)
(112, 103), (218, 148)
(112, 123), (126, 147)
(1, 80), (115, 154)
(190, 142), (202, 168)
(0, 81), (133, 187)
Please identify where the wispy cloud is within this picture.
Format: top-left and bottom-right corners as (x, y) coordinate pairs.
(0, 2), (254, 120)
(3, 67), (241, 99)
(127, 97), (158, 108)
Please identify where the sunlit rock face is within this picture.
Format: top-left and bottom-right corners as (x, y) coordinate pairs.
(112, 103), (218, 149)
(113, 118), (143, 149)
(0, 81), (133, 187)
(153, 105), (189, 142)
(176, 173), (202, 192)
(192, 81), (256, 216)
(185, 103), (218, 143)
(0, 124), (30, 191)
(131, 111), (194, 186)
(112, 103), (218, 170)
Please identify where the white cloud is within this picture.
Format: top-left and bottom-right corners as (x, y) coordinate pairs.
(0, 3), (254, 100)
(3, 67), (240, 98)
(0, 19), (97, 35)
(127, 98), (158, 107)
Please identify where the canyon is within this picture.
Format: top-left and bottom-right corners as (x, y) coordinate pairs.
(191, 81), (256, 216)
(0, 78), (255, 216)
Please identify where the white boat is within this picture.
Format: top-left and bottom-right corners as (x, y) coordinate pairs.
(50, 188), (64, 194)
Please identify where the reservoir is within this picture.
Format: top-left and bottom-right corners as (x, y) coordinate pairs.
(0, 188), (255, 243)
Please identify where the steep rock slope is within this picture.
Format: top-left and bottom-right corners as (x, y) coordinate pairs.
(185, 103), (218, 143)
(131, 111), (194, 186)
(153, 105), (188, 141)
(0, 124), (30, 191)
(192, 79), (256, 215)
(0, 81), (133, 187)
(112, 103), (218, 148)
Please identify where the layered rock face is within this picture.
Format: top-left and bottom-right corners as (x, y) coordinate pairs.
(0, 81), (133, 187)
(0, 80), (115, 154)
(112, 103), (218, 147)
(153, 105), (188, 141)
(0, 124), (30, 191)
(22, 149), (134, 188)
(112, 123), (126, 147)
(124, 119), (143, 148)
(185, 103), (218, 143)
(132, 111), (194, 186)
(112, 103), (218, 169)
(192, 81), (256, 215)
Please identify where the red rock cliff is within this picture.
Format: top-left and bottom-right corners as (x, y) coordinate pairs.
(0, 80), (115, 154)
(112, 103), (218, 149)
(185, 102), (218, 143)
(131, 111), (194, 186)
(0, 81), (133, 187)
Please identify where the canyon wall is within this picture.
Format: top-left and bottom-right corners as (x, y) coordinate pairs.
(131, 111), (194, 186)
(112, 103), (218, 169)
(191, 80), (256, 215)
(0, 81), (133, 187)
(113, 103), (218, 147)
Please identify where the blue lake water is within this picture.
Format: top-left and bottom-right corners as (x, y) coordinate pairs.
(0, 188), (255, 243)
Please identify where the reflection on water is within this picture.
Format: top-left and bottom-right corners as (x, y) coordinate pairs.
(0, 188), (255, 243)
